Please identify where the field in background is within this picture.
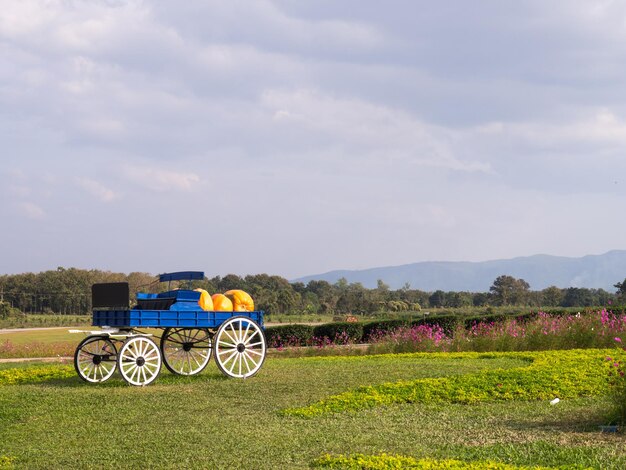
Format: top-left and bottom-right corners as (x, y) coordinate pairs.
(0, 306), (593, 330)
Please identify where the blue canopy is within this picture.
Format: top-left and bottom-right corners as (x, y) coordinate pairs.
(159, 271), (205, 282)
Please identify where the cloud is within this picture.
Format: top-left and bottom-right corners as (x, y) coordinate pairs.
(17, 201), (45, 219)
(122, 164), (200, 192)
(75, 177), (118, 202)
(260, 88), (493, 173)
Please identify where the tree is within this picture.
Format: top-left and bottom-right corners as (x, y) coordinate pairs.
(429, 290), (446, 308)
(541, 286), (564, 307)
(472, 292), (490, 307)
(0, 301), (11, 320)
(446, 291), (472, 308)
(489, 275), (530, 306)
(615, 278), (626, 304)
(561, 287), (594, 307)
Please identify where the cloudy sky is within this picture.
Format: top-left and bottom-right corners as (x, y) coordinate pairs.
(1, 0), (626, 279)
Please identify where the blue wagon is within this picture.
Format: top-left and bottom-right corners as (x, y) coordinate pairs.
(72, 271), (267, 386)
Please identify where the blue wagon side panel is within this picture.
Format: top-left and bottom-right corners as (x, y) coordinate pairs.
(92, 310), (264, 328)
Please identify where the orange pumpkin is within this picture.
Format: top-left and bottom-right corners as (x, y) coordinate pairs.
(211, 293), (233, 312)
(194, 288), (214, 311)
(224, 290), (254, 312)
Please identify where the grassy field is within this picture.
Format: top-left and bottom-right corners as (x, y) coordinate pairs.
(0, 350), (625, 469)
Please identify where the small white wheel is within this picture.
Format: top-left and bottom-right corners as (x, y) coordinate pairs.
(215, 316), (266, 379)
(160, 328), (212, 376)
(118, 336), (162, 386)
(74, 336), (118, 383)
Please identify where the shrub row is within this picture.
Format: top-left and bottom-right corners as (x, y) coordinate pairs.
(267, 315), (501, 347)
(265, 322), (364, 347)
(265, 308), (625, 348)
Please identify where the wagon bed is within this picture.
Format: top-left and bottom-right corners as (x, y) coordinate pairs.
(92, 309), (264, 328)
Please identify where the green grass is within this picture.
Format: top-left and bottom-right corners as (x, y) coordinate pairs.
(0, 351), (625, 469)
(0, 328), (81, 345)
(0, 328), (163, 359)
(0, 314), (91, 329)
(283, 350), (619, 417)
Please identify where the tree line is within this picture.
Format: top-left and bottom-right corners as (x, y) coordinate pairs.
(1, 268), (626, 316)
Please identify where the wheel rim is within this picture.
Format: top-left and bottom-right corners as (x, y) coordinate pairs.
(74, 337), (117, 383)
(215, 317), (266, 378)
(118, 337), (162, 386)
(161, 328), (212, 376)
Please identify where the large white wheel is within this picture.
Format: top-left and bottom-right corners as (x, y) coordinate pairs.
(118, 336), (162, 386)
(74, 336), (118, 383)
(214, 316), (266, 378)
(160, 328), (212, 376)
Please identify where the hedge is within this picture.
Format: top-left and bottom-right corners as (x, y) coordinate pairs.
(362, 319), (408, 341)
(263, 308), (623, 348)
(264, 324), (315, 347)
(312, 322), (364, 343)
(463, 314), (507, 329)
(411, 315), (460, 335)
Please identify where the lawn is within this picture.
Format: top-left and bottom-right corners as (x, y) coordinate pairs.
(0, 328), (80, 345)
(0, 350), (624, 469)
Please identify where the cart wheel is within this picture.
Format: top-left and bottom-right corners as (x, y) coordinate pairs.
(118, 336), (162, 386)
(74, 336), (118, 383)
(160, 328), (212, 376)
(215, 316), (266, 379)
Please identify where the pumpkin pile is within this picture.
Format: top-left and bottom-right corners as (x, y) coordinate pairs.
(195, 288), (254, 312)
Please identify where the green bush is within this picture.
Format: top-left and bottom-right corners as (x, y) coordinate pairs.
(313, 322), (364, 343)
(264, 324), (314, 347)
(362, 319), (408, 341)
(411, 315), (459, 335)
(463, 314), (507, 328)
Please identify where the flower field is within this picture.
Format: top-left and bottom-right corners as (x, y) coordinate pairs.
(264, 309), (626, 355)
(367, 309), (626, 354)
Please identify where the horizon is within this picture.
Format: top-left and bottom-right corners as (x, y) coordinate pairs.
(1, 248), (624, 282)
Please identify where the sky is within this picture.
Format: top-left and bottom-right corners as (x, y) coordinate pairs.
(1, 0), (626, 280)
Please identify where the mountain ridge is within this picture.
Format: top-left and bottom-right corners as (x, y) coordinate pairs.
(292, 250), (626, 291)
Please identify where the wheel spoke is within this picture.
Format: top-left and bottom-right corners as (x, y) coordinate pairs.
(245, 348), (263, 357)
(244, 330), (259, 345)
(243, 351), (257, 374)
(242, 321), (251, 342)
(227, 354), (239, 374)
(189, 329), (201, 342)
(217, 347), (235, 355)
(222, 328), (237, 345)
(131, 366), (140, 383)
(140, 339), (149, 357)
(144, 361), (160, 371)
(222, 349), (239, 366)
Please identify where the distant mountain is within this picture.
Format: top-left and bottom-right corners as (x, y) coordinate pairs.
(292, 250), (626, 292)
